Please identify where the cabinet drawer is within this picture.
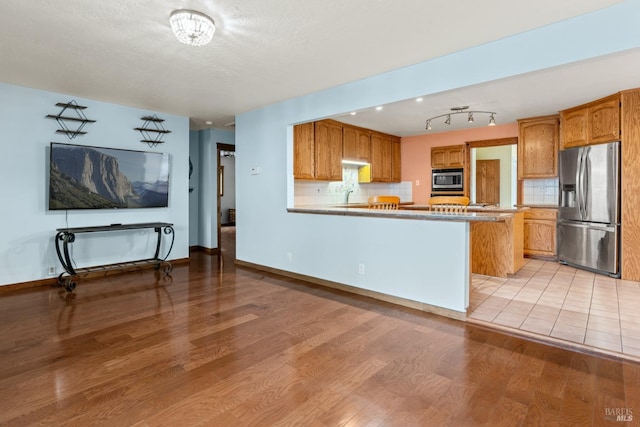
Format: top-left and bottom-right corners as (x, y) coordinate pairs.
(524, 208), (557, 220)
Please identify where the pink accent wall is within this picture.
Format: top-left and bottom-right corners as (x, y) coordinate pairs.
(401, 123), (518, 204)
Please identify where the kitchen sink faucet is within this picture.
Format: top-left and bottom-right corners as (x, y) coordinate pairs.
(345, 190), (353, 204)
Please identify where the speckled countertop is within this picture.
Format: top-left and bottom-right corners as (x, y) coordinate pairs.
(288, 205), (513, 222)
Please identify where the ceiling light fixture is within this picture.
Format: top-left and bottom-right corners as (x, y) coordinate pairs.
(170, 9), (216, 47)
(425, 106), (497, 131)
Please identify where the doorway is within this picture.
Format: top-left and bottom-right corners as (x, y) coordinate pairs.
(217, 143), (236, 259)
(465, 137), (518, 207)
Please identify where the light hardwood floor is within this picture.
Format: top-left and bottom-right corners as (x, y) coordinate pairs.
(1, 233), (639, 425)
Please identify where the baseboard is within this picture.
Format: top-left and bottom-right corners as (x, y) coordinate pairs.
(0, 257), (190, 294)
(189, 246), (220, 255)
(234, 260), (466, 321)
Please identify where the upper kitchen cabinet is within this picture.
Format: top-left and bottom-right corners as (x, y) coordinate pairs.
(391, 136), (401, 182)
(293, 120), (342, 181)
(560, 93), (620, 149)
(370, 132), (393, 182)
(314, 120), (343, 181)
(517, 115), (559, 179)
(343, 125), (371, 163)
(431, 145), (465, 169)
(293, 122), (315, 179)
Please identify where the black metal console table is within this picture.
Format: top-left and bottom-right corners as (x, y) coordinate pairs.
(55, 222), (174, 292)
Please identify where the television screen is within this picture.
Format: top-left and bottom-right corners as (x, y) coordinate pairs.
(49, 142), (170, 210)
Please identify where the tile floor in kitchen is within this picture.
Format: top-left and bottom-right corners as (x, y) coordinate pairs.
(468, 258), (640, 361)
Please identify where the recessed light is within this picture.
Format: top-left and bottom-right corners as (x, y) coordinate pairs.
(350, 112), (357, 116)
(205, 120), (213, 125)
(416, 97), (423, 102)
(375, 106), (383, 111)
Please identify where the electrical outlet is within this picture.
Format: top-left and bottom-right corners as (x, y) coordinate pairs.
(47, 266), (56, 276)
(358, 264), (365, 275)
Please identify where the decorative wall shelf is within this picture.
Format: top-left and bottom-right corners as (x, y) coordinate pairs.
(46, 101), (96, 140)
(135, 115), (172, 148)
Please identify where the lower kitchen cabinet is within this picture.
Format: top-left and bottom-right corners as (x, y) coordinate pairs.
(471, 211), (525, 277)
(523, 208), (557, 258)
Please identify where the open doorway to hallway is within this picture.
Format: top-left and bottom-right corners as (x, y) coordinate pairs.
(217, 143), (236, 260)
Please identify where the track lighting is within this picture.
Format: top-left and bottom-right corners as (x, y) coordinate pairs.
(425, 106), (497, 131)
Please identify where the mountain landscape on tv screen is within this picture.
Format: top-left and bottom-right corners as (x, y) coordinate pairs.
(49, 145), (169, 209)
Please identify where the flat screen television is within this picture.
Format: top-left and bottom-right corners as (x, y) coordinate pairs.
(49, 142), (170, 210)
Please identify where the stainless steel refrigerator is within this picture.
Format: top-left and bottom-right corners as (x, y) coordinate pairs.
(557, 141), (620, 277)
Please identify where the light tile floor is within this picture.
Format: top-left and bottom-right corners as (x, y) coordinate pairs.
(468, 258), (640, 360)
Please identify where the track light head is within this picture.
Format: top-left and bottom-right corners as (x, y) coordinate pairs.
(424, 106), (497, 131)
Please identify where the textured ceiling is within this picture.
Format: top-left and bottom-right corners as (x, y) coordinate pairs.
(0, 0), (630, 133)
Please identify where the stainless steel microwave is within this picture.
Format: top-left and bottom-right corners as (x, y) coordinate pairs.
(431, 168), (463, 191)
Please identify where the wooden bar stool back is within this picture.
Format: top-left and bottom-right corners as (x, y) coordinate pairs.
(368, 195), (400, 210)
(428, 196), (470, 213)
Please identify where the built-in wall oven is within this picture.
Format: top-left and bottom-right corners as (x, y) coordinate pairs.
(431, 168), (463, 192)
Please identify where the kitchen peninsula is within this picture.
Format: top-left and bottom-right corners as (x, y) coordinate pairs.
(288, 205), (524, 319)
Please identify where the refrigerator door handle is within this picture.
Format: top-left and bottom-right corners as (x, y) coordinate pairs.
(577, 148), (584, 219)
(584, 146), (590, 219)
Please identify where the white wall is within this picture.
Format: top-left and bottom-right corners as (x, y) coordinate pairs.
(234, 3), (640, 306)
(0, 82), (189, 286)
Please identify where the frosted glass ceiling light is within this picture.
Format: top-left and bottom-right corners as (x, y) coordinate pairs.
(170, 10), (216, 47)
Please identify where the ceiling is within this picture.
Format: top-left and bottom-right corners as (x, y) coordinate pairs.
(0, 1), (634, 135)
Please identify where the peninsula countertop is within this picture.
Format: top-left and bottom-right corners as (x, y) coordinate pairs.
(288, 205), (514, 222)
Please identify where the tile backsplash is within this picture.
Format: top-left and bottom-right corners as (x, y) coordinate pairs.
(522, 178), (558, 205)
(294, 165), (412, 206)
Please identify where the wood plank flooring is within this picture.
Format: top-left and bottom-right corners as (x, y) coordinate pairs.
(1, 230), (639, 425)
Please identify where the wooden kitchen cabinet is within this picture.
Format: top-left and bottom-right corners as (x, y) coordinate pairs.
(391, 136), (401, 182)
(523, 208), (557, 258)
(293, 122), (315, 179)
(293, 120), (342, 181)
(370, 131), (393, 182)
(560, 94), (620, 149)
(342, 125), (371, 163)
(517, 115), (559, 179)
(590, 95), (621, 144)
(431, 145), (465, 169)
(314, 120), (343, 181)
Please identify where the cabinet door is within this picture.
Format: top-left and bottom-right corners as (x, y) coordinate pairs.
(314, 120), (343, 181)
(524, 219), (557, 257)
(523, 209), (557, 257)
(343, 125), (371, 163)
(370, 132), (392, 182)
(342, 125), (358, 161)
(391, 137), (401, 182)
(560, 108), (588, 149)
(357, 129), (371, 162)
(293, 122), (315, 179)
(518, 116), (559, 179)
(589, 95), (620, 144)
(447, 146), (465, 168)
(431, 147), (448, 168)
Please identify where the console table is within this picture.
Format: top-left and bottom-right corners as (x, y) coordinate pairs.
(55, 222), (175, 292)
